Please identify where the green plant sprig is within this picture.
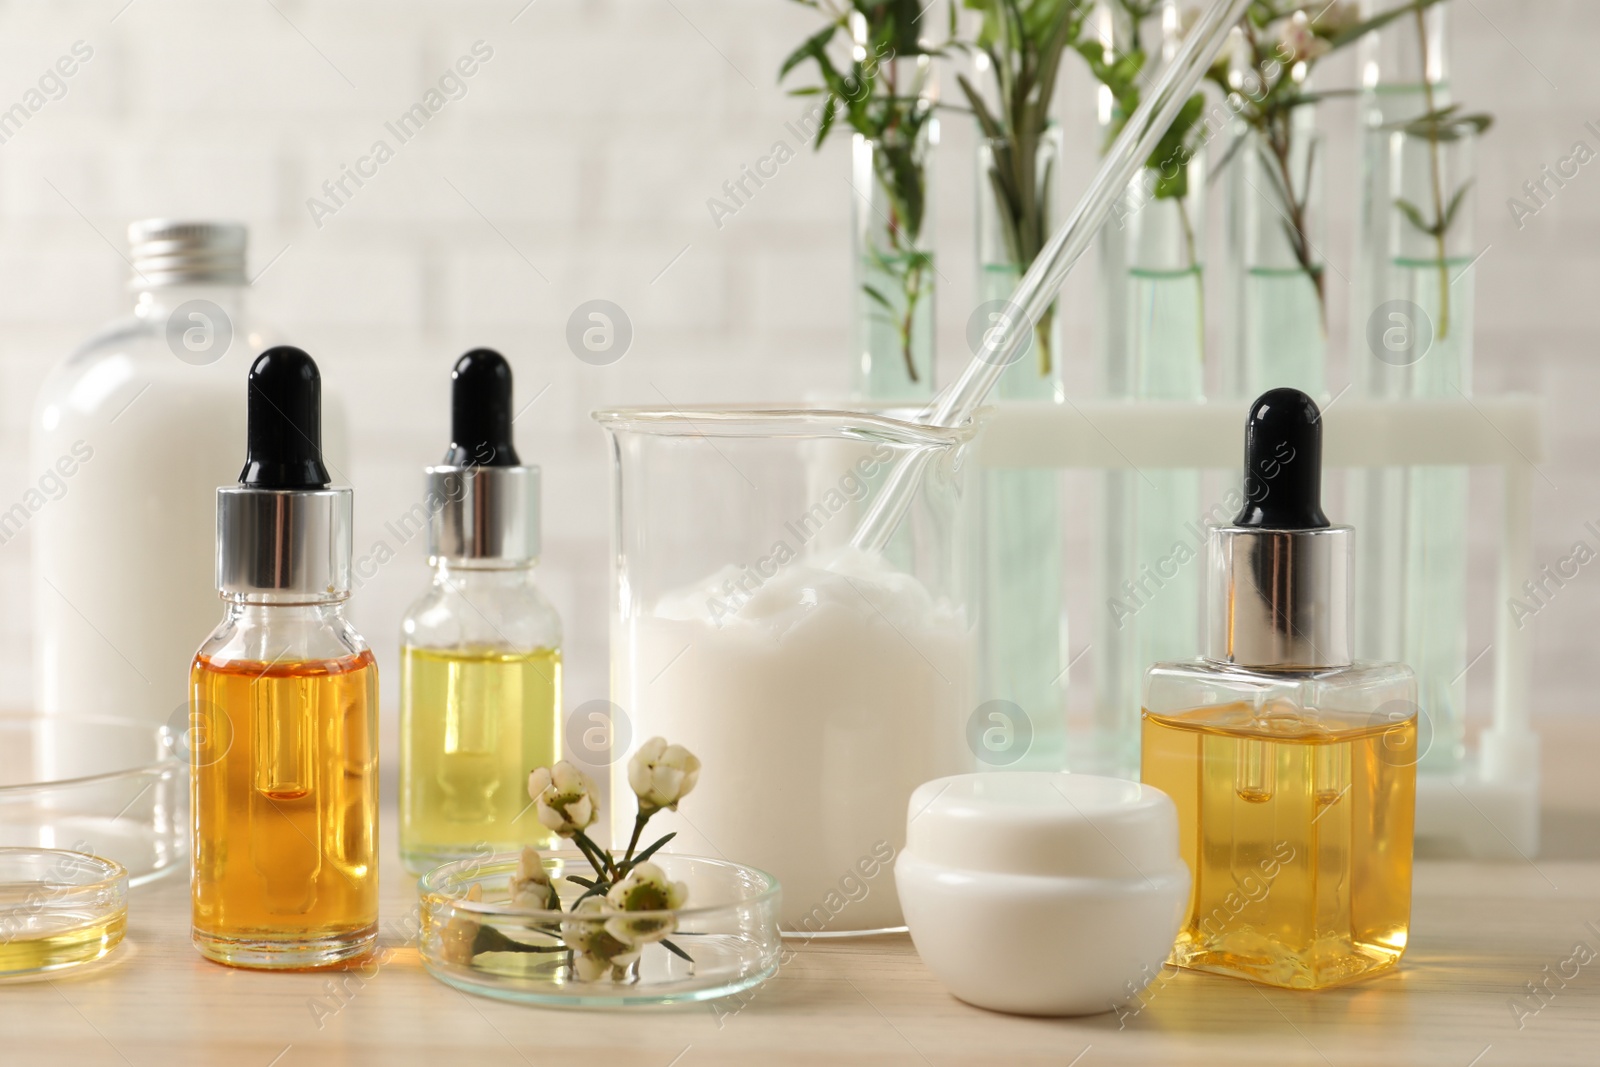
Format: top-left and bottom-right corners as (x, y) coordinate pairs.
(781, 0), (947, 383)
(954, 0), (1086, 377)
(1071, 2), (1208, 277)
(1205, 0), (1453, 329)
(1389, 106), (1492, 264)
(1061, 0), (1211, 373)
(1387, 3), (1492, 340)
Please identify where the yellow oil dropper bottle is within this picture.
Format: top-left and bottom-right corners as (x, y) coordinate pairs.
(1141, 388), (1418, 990)
(190, 346), (379, 968)
(399, 350), (561, 874)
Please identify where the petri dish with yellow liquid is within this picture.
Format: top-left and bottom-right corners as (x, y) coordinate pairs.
(0, 848), (128, 980)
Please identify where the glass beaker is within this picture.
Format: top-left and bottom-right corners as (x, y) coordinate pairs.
(595, 406), (978, 935)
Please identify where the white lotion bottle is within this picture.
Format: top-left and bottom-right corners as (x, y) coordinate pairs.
(30, 221), (346, 762)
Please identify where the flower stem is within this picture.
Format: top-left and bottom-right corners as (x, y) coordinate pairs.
(1414, 8), (1451, 340)
(1034, 305), (1054, 379)
(472, 925), (567, 955)
(1267, 119), (1327, 334)
(570, 831), (616, 884)
(1177, 196), (1206, 360)
(621, 812), (650, 872)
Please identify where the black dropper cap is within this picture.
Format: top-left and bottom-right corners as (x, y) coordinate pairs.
(445, 348), (520, 467)
(238, 346), (330, 490)
(1233, 387), (1328, 530)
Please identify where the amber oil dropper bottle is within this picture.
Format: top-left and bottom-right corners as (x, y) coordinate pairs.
(190, 346), (378, 968)
(1141, 388), (1418, 990)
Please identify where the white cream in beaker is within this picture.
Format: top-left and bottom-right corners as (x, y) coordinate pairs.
(623, 547), (972, 933)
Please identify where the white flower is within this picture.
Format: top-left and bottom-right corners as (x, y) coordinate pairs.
(606, 862), (689, 912)
(561, 896), (609, 954)
(1277, 14), (1329, 65)
(1311, 1), (1362, 39)
(438, 883), (483, 966)
(527, 761), (600, 837)
(562, 897), (641, 982)
(509, 847), (559, 910)
(627, 738), (701, 813)
(570, 948), (614, 982)
(603, 862), (688, 947)
(1211, 25), (1245, 83)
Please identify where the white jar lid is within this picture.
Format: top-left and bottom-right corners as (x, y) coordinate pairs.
(905, 772), (1182, 881)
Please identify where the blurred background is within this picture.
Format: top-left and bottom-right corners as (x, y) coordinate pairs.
(0, 0), (1590, 783)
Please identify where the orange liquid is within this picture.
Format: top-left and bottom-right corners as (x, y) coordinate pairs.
(191, 650), (379, 968)
(1142, 702), (1416, 990)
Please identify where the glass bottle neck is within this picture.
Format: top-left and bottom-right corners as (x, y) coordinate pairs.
(132, 283), (248, 321)
(433, 557), (539, 581)
(223, 597), (348, 618)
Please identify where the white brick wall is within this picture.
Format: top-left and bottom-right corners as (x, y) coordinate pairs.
(0, 0), (1593, 775)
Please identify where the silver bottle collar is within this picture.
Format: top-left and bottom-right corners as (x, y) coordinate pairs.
(425, 465), (540, 562)
(1206, 525), (1353, 671)
(217, 487), (353, 598)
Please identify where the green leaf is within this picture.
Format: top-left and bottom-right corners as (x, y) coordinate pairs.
(631, 832), (678, 868)
(955, 73), (1005, 142)
(1253, 141), (1294, 213)
(1145, 92), (1204, 194)
(815, 95), (837, 149)
(863, 283), (895, 316)
(884, 0), (926, 54)
(1153, 166), (1188, 201)
(1208, 130), (1248, 183)
(1301, 135), (1319, 212)
(780, 24), (838, 82)
(1395, 108), (1494, 142)
(661, 938), (696, 963)
(1440, 181), (1473, 231)
(1292, 88), (1366, 104)
(1030, 2), (1082, 118)
(1072, 38), (1111, 84)
(986, 167), (1024, 266)
(1325, 0), (1449, 52)
(1393, 197), (1432, 235)
(470, 925), (567, 955)
(1382, 104), (1454, 132)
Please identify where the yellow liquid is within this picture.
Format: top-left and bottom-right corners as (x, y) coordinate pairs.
(191, 651), (379, 969)
(1142, 703), (1416, 989)
(400, 646), (561, 873)
(0, 912), (125, 975)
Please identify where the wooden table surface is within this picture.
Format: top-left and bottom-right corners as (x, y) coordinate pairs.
(4, 716), (1598, 1067)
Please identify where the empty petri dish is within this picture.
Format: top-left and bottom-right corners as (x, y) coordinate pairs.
(0, 713), (187, 886)
(0, 848), (128, 979)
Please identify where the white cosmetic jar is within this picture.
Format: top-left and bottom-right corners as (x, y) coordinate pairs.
(895, 772), (1190, 1016)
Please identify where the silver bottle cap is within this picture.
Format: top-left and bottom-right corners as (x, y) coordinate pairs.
(128, 219), (247, 288)
(424, 465), (540, 562)
(217, 487), (353, 599)
(1206, 524), (1353, 670)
